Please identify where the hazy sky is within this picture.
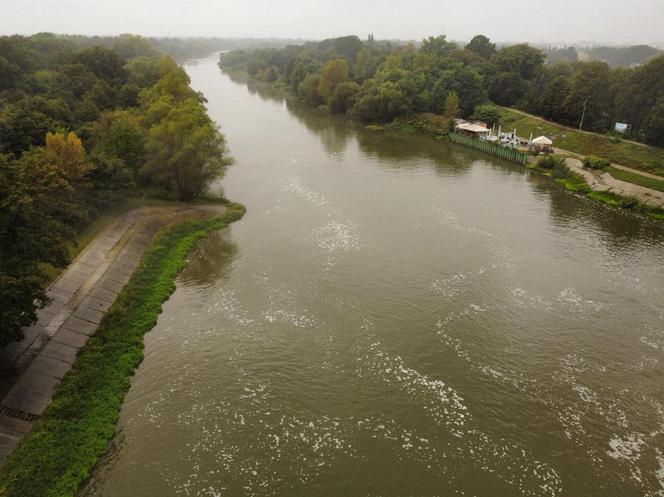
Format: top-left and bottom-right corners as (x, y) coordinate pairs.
(1, 0), (662, 45)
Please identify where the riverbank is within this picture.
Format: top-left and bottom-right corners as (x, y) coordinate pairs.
(528, 158), (664, 219)
(360, 112), (664, 219)
(0, 202), (245, 497)
(498, 107), (664, 177)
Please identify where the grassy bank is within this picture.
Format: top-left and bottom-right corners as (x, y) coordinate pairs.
(0, 202), (246, 497)
(529, 159), (664, 220)
(499, 107), (664, 177)
(606, 166), (664, 193)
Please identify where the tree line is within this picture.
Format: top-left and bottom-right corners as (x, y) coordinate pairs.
(1, 33), (231, 346)
(219, 34), (664, 147)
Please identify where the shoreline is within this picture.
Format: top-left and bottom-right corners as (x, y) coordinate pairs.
(0, 202), (246, 497)
(218, 65), (664, 220)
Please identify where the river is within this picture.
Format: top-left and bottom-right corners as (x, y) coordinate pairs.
(81, 55), (664, 497)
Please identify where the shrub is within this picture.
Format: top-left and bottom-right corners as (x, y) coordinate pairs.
(582, 155), (611, 170)
(328, 81), (359, 114)
(537, 155), (559, 169)
(471, 104), (501, 126)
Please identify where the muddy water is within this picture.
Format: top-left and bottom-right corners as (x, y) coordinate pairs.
(82, 56), (664, 497)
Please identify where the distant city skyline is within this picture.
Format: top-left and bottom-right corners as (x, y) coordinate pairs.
(1, 0), (662, 46)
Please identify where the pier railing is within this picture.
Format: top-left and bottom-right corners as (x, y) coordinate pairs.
(450, 132), (528, 165)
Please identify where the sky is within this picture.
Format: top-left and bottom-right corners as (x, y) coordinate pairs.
(1, 0), (663, 46)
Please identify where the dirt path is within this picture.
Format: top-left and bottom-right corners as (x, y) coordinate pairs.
(562, 156), (664, 208)
(0, 204), (225, 461)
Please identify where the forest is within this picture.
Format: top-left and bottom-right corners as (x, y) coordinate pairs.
(0, 33), (232, 346)
(219, 35), (664, 148)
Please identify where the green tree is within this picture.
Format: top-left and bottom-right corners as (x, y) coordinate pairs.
(298, 74), (323, 106)
(352, 80), (409, 122)
(421, 35), (456, 57)
(443, 91), (460, 131)
(466, 35), (496, 59)
(538, 74), (571, 121)
(643, 100), (664, 147)
(0, 153), (77, 345)
(492, 44), (545, 80)
(143, 98), (232, 200)
(488, 71), (530, 106)
(563, 61), (613, 131)
(93, 112), (146, 175)
(471, 104), (501, 126)
(329, 81), (360, 114)
(0, 55), (21, 90)
(317, 59), (350, 102)
(75, 46), (128, 85)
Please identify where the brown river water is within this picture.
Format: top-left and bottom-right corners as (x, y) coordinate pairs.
(81, 55), (664, 497)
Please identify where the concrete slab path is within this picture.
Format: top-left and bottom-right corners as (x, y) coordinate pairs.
(0, 204), (225, 464)
(563, 156), (664, 208)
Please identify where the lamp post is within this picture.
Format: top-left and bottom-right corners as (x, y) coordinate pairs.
(578, 99), (588, 135)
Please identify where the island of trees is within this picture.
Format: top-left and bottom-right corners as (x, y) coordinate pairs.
(0, 34), (232, 346)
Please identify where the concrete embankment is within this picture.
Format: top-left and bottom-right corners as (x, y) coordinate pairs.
(0, 204), (225, 462)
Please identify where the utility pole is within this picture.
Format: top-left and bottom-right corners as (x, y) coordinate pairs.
(578, 99), (588, 135)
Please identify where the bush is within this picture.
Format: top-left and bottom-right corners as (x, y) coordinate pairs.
(582, 155), (611, 170)
(471, 104), (501, 126)
(328, 81), (359, 114)
(537, 155), (561, 169)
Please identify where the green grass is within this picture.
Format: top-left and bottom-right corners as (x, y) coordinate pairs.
(530, 158), (664, 220)
(0, 202), (246, 497)
(498, 107), (664, 177)
(606, 166), (664, 192)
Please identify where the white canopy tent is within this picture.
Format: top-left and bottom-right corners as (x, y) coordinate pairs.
(532, 136), (553, 145)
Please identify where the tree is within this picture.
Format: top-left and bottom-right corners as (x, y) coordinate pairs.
(643, 100), (664, 147)
(351, 79), (409, 122)
(75, 46), (127, 85)
(317, 59), (350, 102)
(0, 153), (77, 345)
(421, 35), (456, 57)
(298, 74), (323, 106)
(92, 112), (145, 175)
(538, 75), (571, 121)
(546, 47), (578, 65)
(488, 71), (530, 106)
(143, 98), (232, 200)
(45, 131), (91, 182)
(466, 35), (496, 59)
(442, 91), (460, 131)
(0, 55), (21, 90)
(563, 61), (613, 131)
(471, 104), (501, 126)
(329, 81), (360, 114)
(492, 44), (545, 81)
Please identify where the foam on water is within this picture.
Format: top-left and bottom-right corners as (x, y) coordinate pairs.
(283, 175), (367, 270)
(355, 325), (562, 496)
